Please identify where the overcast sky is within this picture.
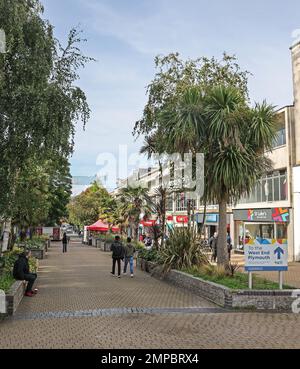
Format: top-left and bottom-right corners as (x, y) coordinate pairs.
(42, 0), (300, 190)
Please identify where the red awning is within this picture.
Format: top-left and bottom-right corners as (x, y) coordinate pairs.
(87, 220), (109, 232)
(87, 220), (120, 233)
(111, 225), (120, 233)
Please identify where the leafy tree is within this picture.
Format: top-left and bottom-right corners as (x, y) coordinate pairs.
(68, 182), (110, 228)
(134, 52), (250, 137)
(118, 186), (152, 240)
(0, 0), (93, 224)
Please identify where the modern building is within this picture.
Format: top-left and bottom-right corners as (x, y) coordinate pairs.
(113, 42), (300, 261)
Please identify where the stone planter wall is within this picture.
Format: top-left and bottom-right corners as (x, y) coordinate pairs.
(29, 248), (45, 260)
(104, 241), (112, 252)
(137, 258), (296, 312)
(5, 280), (27, 316)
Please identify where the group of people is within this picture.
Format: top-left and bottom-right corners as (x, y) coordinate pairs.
(209, 232), (233, 263)
(110, 236), (136, 278)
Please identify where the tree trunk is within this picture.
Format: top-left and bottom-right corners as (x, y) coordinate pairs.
(199, 200), (207, 238)
(217, 199), (229, 267)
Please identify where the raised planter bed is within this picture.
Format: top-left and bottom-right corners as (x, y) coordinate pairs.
(104, 241), (112, 252)
(5, 280), (26, 316)
(28, 247), (45, 260)
(137, 258), (296, 312)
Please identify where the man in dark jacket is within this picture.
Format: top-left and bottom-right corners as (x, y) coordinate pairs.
(110, 236), (125, 278)
(13, 250), (37, 297)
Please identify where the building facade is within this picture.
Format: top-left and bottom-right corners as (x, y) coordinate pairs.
(113, 43), (300, 261)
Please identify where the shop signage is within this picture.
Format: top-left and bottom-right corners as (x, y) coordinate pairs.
(245, 238), (288, 272)
(167, 215), (174, 221)
(234, 208), (289, 222)
(176, 215), (189, 223)
(205, 214), (218, 223)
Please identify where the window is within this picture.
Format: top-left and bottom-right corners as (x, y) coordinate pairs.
(239, 170), (287, 204)
(272, 128), (286, 148)
(175, 193), (196, 211)
(166, 196), (173, 211)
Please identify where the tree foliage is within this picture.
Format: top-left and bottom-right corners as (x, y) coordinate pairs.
(0, 0), (93, 230)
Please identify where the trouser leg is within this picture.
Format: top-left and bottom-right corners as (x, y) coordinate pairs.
(123, 258), (128, 273)
(130, 256), (134, 274)
(112, 258), (116, 274)
(24, 273), (37, 293)
(117, 259), (121, 276)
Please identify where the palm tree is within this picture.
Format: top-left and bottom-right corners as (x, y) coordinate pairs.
(204, 86), (276, 265)
(159, 85), (277, 267)
(118, 186), (151, 240)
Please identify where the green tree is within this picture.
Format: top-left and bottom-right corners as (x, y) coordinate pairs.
(0, 0), (93, 228)
(118, 186), (151, 240)
(68, 182), (110, 228)
(159, 86), (276, 266)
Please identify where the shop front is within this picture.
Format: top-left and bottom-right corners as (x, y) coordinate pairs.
(195, 213), (231, 239)
(233, 208), (290, 251)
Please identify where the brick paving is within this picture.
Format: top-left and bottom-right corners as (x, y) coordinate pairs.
(1, 239), (300, 349)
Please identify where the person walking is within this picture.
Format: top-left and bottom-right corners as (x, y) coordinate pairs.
(209, 232), (218, 263)
(110, 236), (125, 278)
(227, 232), (233, 261)
(123, 237), (136, 277)
(13, 250), (38, 297)
(62, 232), (68, 253)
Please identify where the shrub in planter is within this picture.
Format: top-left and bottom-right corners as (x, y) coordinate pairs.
(161, 227), (209, 273)
(0, 247), (38, 276)
(0, 273), (15, 293)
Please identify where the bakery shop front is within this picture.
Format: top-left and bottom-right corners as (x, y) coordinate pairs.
(233, 208), (290, 251)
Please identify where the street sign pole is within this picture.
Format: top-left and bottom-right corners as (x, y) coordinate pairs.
(248, 272), (253, 289)
(279, 271), (283, 290)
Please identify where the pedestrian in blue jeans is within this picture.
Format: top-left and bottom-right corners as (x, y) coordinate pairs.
(123, 237), (136, 277)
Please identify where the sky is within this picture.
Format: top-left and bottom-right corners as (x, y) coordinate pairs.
(42, 0), (300, 191)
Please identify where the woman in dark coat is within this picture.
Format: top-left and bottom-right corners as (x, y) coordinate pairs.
(62, 232), (68, 253)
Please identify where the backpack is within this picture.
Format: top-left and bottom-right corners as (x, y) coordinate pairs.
(113, 243), (124, 258)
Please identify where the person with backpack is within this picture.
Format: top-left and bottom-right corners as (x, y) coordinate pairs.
(110, 236), (125, 278)
(13, 250), (37, 297)
(123, 237), (136, 277)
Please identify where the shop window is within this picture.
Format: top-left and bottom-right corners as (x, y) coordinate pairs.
(276, 224), (287, 239)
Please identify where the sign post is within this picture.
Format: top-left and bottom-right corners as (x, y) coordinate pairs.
(248, 272), (253, 289)
(279, 271), (283, 290)
(244, 239), (288, 289)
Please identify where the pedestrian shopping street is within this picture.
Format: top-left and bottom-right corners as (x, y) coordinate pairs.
(1, 239), (300, 349)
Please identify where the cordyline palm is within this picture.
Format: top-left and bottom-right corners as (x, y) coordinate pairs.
(118, 186), (151, 240)
(205, 86), (276, 266)
(159, 85), (276, 266)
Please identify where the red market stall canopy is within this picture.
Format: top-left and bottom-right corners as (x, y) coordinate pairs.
(87, 220), (120, 233)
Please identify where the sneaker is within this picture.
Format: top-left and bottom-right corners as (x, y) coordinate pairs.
(110, 272), (116, 277)
(123, 272), (127, 275)
(25, 291), (34, 297)
(118, 275), (121, 278)
(31, 289), (38, 294)
(131, 274), (134, 278)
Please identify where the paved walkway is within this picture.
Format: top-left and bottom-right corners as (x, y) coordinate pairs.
(1, 239), (300, 348)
